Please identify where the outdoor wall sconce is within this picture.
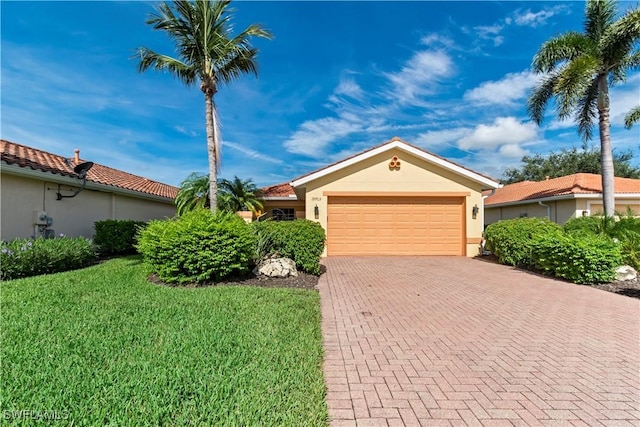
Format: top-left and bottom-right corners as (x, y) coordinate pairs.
(314, 204), (319, 219)
(472, 204), (479, 219)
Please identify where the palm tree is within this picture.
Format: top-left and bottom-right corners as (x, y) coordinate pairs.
(136, 0), (272, 213)
(218, 176), (264, 214)
(527, 0), (640, 217)
(175, 172), (210, 215)
(625, 106), (640, 129)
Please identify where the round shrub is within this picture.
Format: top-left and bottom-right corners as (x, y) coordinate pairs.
(251, 220), (326, 275)
(483, 217), (562, 267)
(136, 209), (256, 284)
(94, 219), (147, 255)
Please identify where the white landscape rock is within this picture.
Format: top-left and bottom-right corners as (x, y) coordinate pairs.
(254, 257), (298, 278)
(615, 265), (638, 282)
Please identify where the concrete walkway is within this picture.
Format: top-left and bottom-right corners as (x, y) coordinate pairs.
(319, 257), (640, 427)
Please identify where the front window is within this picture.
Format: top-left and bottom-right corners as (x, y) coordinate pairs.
(272, 208), (295, 221)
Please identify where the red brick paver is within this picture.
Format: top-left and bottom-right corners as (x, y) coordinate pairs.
(319, 257), (640, 427)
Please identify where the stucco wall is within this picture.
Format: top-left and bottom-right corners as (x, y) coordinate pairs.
(1, 172), (175, 241)
(300, 148), (486, 257)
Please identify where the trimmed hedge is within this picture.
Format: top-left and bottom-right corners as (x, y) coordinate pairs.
(136, 209), (255, 284)
(1, 237), (95, 281)
(532, 233), (622, 284)
(251, 220), (326, 275)
(483, 218), (562, 267)
(94, 220), (147, 255)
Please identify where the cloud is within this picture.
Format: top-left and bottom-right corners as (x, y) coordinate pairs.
(420, 33), (456, 49)
(283, 117), (362, 157)
(174, 126), (199, 137)
(464, 71), (539, 105)
(513, 6), (569, 27)
(414, 128), (471, 148)
(499, 144), (530, 158)
(384, 50), (454, 105)
(609, 75), (640, 127)
(222, 141), (283, 164)
(473, 24), (504, 47)
(458, 117), (539, 150)
(333, 78), (364, 99)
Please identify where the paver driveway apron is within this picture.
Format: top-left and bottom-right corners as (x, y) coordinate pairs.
(319, 256), (640, 427)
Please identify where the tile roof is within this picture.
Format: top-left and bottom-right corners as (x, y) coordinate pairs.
(261, 182), (296, 198)
(1, 139), (179, 200)
(485, 173), (640, 206)
(291, 136), (499, 186)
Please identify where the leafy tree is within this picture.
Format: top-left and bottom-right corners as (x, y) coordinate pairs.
(625, 106), (640, 129)
(502, 147), (640, 183)
(174, 174), (263, 215)
(527, 0), (640, 216)
(175, 173), (210, 215)
(136, 0), (272, 213)
(218, 176), (264, 214)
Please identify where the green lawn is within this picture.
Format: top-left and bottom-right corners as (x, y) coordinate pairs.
(1, 256), (327, 426)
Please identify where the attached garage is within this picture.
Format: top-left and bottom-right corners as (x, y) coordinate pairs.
(327, 195), (465, 255)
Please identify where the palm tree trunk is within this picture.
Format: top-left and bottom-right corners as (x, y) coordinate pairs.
(597, 75), (615, 217)
(205, 92), (218, 213)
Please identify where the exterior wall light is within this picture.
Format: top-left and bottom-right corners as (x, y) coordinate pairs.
(472, 204), (479, 219)
(314, 204), (319, 219)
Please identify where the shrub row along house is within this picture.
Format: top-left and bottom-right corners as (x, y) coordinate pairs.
(484, 173), (640, 225)
(1, 140), (178, 240)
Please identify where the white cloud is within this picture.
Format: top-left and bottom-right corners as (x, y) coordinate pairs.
(420, 33), (455, 49)
(283, 117), (362, 157)
(513, 6), (568, 28)
(414, 128), (471, 148)
(384, 50), (454, 105)
(334, 78), (364, 99)
(473, 24), (504, 47)
(464, 71), (539, 105)
(609, 75), (640, 126)
(458, 117), (539, 150)
(499, 144), (530, 158)
(222, 141), (283, 164)
(174, 126), (199, 137)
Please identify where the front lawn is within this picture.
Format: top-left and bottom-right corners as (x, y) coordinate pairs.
(1, 256), (327, 426)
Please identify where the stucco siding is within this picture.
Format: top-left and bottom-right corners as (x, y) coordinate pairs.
(1, 172), (175, 241)
(302, 149), (486, 257)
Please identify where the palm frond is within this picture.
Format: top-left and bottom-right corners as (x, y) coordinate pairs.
(136, 48), (197, 85)
(625, 106), (640, 129)
(584, 0), (617, 41)
(553, 54), (599, 120)
(600, 8), (640, 73)
(575, 78), (599, 141)
(531, 32), (591, 73)
(527, 74), (559, 125)
(175, 173), (210, 215)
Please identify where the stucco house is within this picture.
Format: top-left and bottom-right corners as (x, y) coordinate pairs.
(261, 137), (501, 257)
(1, 139), (178, 241)
(484, 173), (640, 226)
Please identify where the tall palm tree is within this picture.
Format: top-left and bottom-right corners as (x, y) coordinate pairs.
(527, 0), (640, 217)
(136, 0), (272, 213)
(218, 176), (264, 214)
(175, 172), (210, 215)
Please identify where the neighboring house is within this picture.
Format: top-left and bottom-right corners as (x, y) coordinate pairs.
(484, 173), (640, 226)
(1, 139), (178, 241)
(261, 137), (501, 257)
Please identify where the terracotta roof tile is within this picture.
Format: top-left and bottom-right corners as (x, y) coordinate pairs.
(261, 182), (295, 198)
(1, 139), (179, 199)
(485, 173), (640, 206)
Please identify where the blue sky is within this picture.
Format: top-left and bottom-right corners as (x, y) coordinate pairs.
(2, 1), (639, 188)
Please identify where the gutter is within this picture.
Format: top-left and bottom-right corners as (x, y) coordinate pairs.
(538, 201), (551, 220)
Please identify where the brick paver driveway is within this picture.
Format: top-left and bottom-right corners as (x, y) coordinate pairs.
(319, 257), (640, 427)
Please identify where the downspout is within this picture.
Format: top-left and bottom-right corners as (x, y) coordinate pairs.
(538, 201), (551, 220)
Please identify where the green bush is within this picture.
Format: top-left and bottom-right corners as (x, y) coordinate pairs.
(483, 218), (562, 266)
(136, 209), (256, 284)
(94, 219), (147, 255)
(251, 220), (326, 275)
(532, 233), (622, 284)
(564, 213), (640, 270)
(1, 237), (95, 281)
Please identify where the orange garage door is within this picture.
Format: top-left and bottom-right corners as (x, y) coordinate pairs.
(327, 196), (464, 256)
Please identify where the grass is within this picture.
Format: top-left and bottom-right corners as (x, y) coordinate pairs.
(1, 256), (327, 426)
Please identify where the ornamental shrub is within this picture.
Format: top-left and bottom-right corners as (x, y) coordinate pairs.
(532, 233), (622, 284)
(94, 219), (147, 255)
(0, 237), (95, 281)
(251, 220), (326, 275)
(483, 217), (562, 267)
(136, 209), (256, 284)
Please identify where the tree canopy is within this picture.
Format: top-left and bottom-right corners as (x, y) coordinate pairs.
(502, 148), (640, 184)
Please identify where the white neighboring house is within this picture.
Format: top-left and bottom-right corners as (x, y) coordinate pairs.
(1, 139), (178, 241)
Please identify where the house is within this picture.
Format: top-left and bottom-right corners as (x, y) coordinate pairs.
(261, 137), (501, 257)
(484, 173), (640, 225)
(1, 139), (178, 241)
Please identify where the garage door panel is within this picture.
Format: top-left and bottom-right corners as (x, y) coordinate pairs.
(328, 196), (463, 256)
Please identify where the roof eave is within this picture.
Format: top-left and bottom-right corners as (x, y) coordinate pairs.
(485, 192), (640, 208)
(1, 162), (176, 203)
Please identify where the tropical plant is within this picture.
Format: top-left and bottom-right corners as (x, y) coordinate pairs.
(175, 173), (210, 215)
(625, 105), (640, 129)
(527, 0), (640, 217)
(136, 0), (272, 213)
(218, 176), (264, 214)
